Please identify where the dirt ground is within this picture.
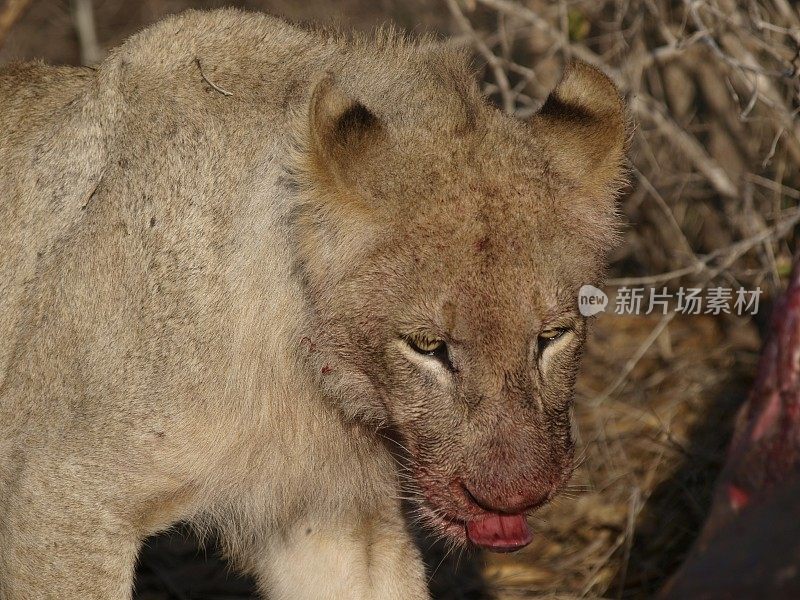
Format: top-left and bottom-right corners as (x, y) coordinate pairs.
(1, 0), (782, 598)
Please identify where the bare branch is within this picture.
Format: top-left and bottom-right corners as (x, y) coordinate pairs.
(444, 0), (515, 114)
(71, 0), (103, 66)
(632, 95), (739, 198)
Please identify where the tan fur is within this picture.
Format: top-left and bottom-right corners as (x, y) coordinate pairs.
(0, 9), (627, 599)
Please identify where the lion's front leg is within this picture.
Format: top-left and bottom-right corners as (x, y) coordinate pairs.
(0, 453), (140, 600)
(233, 502), (429, 600)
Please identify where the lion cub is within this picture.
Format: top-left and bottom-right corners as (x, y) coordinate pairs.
(0, 8), (626, 599)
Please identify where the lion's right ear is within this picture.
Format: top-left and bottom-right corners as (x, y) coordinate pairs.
(531, 60), (627, 195)
(307, 75), (384, 192)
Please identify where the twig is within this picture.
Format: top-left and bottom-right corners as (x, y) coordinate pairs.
(632, 165), (700, 263)
(195, 58), (233, 97)
(762, 127), (785, 167)
(71, 0), (103, 66)
(445, 0), (514, 114)
(475, 0), (625, 83)
(747, 174), (800, 200)
(591, 313), (676, 406)
(686, 0), (794, 79)
(607, 264), (706, 288)
(632, 95), (739, 198)
(608, 206), (800, 286)
(616, 486), (643, 598)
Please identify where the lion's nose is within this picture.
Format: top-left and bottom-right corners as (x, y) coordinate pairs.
(463, 481), (552, 514)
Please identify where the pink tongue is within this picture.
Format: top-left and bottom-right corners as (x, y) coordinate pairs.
(466, 513), (532, 552)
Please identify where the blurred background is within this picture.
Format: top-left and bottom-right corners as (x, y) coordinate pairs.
(1, 0), (798, 598)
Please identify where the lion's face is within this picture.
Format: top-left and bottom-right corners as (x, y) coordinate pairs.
(293, 60), (626, 550)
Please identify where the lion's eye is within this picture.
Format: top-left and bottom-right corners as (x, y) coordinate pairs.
(408, 333), (444, 354)
(537, 328), (567, 353)
(406, 334), (453, 370)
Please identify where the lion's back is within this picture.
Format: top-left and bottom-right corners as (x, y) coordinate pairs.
(0, 62), (107, 389)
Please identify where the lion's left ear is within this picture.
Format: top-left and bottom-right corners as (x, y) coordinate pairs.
(307, 74), (385, 193)
(531, 60), (628, 193)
